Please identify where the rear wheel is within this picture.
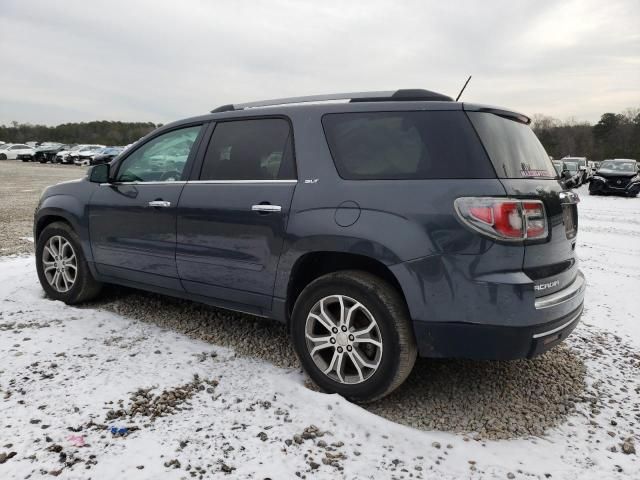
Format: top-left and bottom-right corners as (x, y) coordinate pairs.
(36, 222), (102, 304)
(291, 270), (417, 403)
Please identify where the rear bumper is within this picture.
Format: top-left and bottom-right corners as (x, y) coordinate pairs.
(391, 253), (586, 359)
(412, 303), (582, 360)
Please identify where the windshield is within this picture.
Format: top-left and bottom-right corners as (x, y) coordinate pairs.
(552, 161), (563, 174)
(564, 157), (587, 167)
(467, 112), (555, 179)
(599, 160), (636, 172)
(564, 161), (579, 172)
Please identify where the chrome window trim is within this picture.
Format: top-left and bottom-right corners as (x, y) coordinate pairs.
(99, 181), (187, 186)
(99, 179), (298, 186)
(187, 179), (298, 184)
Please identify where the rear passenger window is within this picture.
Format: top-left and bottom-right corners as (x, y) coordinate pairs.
(322, 111), (494, 179)
(200, 118), (296, 180)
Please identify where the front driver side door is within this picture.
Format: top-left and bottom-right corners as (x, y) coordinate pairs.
(89, 124), (205, 290)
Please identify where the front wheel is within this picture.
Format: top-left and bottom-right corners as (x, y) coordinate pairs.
(291, 270), (417, 403)
(36, 222), (102, 304)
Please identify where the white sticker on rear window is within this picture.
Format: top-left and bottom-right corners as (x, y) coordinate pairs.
(521, 168), (552, 177)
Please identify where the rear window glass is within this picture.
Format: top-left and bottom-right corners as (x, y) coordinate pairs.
(322, 111), (494, 180)
(467, 112), (555, 179)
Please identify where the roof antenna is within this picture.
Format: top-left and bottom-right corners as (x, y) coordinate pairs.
(455, 75), (472, 102)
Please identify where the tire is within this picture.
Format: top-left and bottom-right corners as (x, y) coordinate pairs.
(35, 222), (102, 304)
(291, 270), (417, 403)
(0, 153), (6, 160)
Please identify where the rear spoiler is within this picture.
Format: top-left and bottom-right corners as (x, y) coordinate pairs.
(463, 103), (531, 125)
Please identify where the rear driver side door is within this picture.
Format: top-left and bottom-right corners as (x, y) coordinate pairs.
(176, 117), (297, 314)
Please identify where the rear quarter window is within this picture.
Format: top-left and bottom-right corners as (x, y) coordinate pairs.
(467, 112), (555, 179)
(322, 111), (494, 180)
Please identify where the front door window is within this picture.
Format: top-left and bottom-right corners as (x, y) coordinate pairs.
(116, 126), (202, 182)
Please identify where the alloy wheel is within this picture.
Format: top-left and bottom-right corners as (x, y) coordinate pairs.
(42, 235), (77, 293)
(304, 295), (383, 384)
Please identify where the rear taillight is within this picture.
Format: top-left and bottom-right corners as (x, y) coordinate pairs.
(454, 197), (549, 241)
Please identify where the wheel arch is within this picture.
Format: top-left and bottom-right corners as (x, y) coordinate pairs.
(284, 251), (409, 330)
(35, 195), (94, 263)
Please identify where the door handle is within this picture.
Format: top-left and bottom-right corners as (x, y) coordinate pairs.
(148, 200), (171, 208)
(251, 204), (282, 213)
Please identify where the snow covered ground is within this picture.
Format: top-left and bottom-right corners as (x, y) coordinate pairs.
(0, 185), (638, 479)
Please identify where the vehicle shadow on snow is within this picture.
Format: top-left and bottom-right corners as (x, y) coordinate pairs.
(90, 285), (586, 441)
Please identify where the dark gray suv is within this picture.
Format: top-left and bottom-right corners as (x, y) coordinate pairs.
(34, 89), (585, 402)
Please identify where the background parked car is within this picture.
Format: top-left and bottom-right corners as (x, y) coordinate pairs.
(90, 146), (124, 165)
(19, 142), (59, 162)
(589, 159), (639, 197)
(68, 145), (104, 165)
(73, 145), (109, 166)
(34, 143), (71, 163)
(562, 156), (590, 183)
(0, 144), (35, 161)
(56, 145), (91, 164)
(558, 160), (583, 188)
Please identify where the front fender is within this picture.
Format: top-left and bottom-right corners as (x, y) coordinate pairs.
(35, 193), (94, 262)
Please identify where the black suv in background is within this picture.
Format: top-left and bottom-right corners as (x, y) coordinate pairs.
(36, 144), (76, 163)
(33, 89), (585, 402)
(90, 147), (124, 165)
(589, 159), (639, 196)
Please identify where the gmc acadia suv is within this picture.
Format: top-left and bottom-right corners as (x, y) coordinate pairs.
(33, 89), (585, 402)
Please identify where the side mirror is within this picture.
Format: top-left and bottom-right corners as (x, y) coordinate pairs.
(562, 170), (572, 179)
(88, 163), (110, 183)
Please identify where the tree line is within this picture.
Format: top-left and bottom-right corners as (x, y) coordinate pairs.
(0, 120), (161, 146)
(532, 108), (640, 161)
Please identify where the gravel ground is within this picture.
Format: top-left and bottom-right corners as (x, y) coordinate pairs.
(94, 286), (590, 440)
(0, 161), (86, 256)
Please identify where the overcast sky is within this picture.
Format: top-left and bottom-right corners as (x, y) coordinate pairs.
(1, 0), (639, 126)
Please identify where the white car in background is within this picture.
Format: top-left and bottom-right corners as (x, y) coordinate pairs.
(69, 145), (105, 165)
(0, 144), (35, 160)
(73, 146), (107, 166)
(56, 145), (88, 164)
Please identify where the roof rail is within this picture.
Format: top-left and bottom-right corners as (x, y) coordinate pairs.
(210, 89), (453, 113)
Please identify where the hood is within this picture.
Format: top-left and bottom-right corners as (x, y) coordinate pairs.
(597, 168), (637, 178)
